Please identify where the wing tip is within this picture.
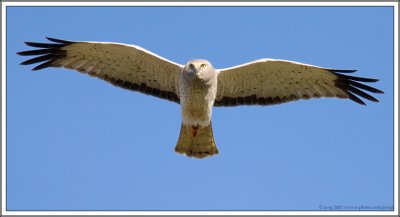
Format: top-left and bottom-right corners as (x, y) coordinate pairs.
(45, 37), (73, 44)
(31, 60), (54, 71)
(24, 41), (34, 46)
(334, 72), (383, 105)
(348, 93), (367, 105)
(16, 51), (25, 56)
(18, 38), (70, 70)
(329, 69), (358, 73)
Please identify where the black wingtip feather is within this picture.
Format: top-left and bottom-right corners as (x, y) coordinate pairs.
(346, 85), (379, 102)
(347, 80), (384, 94)
(335, 73), (379, 82)
(18, 37), (71, 70)
(24, 41), (65, 48)
(46, 37), (73, 44)
(329, 69), (358, 73)
(32, 60), (54, 71)
(346, 91), (366, 105)
(20, 54), (54, 65)
(333, 70), (383, 105)
(17, 48), (57, 56)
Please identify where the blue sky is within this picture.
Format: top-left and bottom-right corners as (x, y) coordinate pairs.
(6, 6), (394, 211)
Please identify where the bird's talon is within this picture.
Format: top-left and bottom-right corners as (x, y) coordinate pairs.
(189, 125), (199, 138)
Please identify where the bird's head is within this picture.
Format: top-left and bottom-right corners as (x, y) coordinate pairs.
(183, 59), (215, 82)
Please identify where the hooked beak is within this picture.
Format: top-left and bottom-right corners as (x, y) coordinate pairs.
(193, 68), (198, 75)
(189, 64), (199, 76)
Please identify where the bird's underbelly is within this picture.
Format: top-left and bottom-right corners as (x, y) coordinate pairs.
(181, 104), (211, 127)
(179, 78), (217, 127)
(180, 91), (214, 127)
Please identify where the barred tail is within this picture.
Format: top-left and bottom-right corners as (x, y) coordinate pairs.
(175, 122), (219, 159)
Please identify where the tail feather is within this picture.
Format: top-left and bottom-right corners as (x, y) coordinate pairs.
(175, 122), (219, 159)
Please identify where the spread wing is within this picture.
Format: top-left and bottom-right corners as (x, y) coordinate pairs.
(18, 37), (183, 103)
(215, 59), (383, 106)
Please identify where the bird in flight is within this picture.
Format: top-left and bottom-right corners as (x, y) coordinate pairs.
(18, 37), (383, 159)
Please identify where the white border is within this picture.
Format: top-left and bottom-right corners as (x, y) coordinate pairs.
(0, 210), (398, 216)
(1, 1), (398, 216)
(1, 1), (6, 216)
(1, 1), (399, 6)
(393, 0), (399, 215)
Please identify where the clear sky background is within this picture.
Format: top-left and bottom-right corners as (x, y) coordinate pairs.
(6, 6), (394, 211)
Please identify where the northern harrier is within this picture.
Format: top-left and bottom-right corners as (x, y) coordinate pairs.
(18, 37), (384, 159)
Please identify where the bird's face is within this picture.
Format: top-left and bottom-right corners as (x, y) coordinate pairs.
(183, 59), (216, 82)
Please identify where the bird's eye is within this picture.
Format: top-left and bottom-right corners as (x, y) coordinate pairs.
(200, 64), (207, 69)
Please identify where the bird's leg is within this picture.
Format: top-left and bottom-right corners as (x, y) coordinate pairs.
(187, 125), (200, 138)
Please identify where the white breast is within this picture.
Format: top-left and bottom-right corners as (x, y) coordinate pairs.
(179, 76), (217, 127)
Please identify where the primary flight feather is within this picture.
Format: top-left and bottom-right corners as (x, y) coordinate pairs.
(18, 37), (384, 159)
